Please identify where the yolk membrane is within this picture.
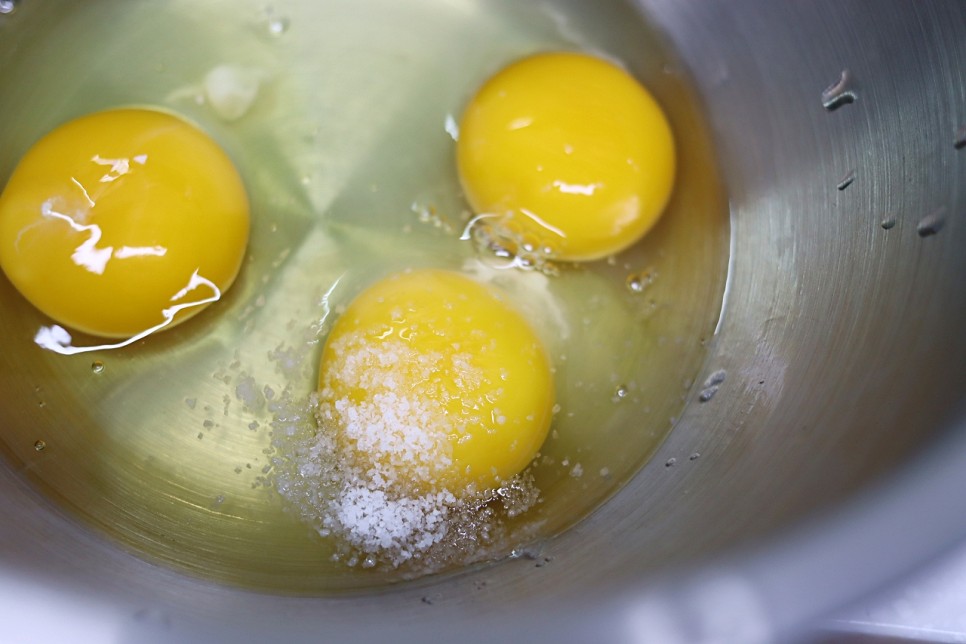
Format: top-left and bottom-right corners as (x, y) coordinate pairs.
(0, 107), (250, 339)
(316, 269), (554, 494)
(457, 51), (676, 262)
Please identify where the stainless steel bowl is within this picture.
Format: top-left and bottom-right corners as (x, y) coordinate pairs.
(0, 0), (964, 641)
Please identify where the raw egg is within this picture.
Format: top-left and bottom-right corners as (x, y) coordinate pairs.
(0, 107), (250, 339)
(457, 51), (675, 261)
(316, 269), (555, 495)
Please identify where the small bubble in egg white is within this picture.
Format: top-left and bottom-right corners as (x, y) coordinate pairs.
(267, 17), (289, 36)
(34, 440), (46, 451)
(259, 5), (290, 38)
(91, 360), (105, 374)
(625, 269), (656, 293)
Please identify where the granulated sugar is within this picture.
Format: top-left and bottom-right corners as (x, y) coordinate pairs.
(333, 486), (456, 559)
(319, 332), (473, 487)
(271, 328), (540, 572)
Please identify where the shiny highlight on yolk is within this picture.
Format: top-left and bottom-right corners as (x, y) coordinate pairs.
(316, 269), (555, 494)
(0, 107), (250, 339)
(457, 51), (676, 262)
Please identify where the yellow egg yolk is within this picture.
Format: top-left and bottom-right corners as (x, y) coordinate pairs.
(457, 51), (676, 262)
(316, 269), (554, 495)
(0, 108), (250, 339)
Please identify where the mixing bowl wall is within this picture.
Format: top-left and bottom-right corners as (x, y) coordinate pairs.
(0, 0), (963, 642)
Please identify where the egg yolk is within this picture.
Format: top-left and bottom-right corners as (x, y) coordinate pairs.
(0, 108), (250, 339)
(457, 51), (676, 262)
(316, 269), (554, 494)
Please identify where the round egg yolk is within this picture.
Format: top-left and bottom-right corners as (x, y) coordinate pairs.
(316, 269), (554, 495)
(457, 51), (676, 262)
(0, 108), (249, 339)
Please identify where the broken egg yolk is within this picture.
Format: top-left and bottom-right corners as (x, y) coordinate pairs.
(316, 269), (554, 494)
(0, 107), (250, 339)
(457, 51), (675, 261)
